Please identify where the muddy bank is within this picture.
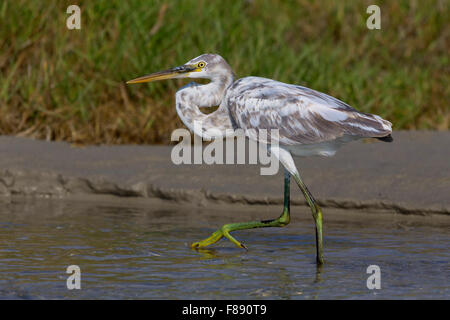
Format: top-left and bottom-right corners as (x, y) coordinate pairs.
(0, 131), (449, 215)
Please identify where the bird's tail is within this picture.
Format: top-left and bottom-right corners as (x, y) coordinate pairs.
(376, 134), (393, 142)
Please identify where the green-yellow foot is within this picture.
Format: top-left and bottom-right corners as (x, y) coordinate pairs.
(191, 225), (248, 250)
(191, 208), (290, 250)
(192, 171), (291, 251)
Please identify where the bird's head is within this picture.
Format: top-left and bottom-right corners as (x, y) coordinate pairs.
(126, 53), (234, 84)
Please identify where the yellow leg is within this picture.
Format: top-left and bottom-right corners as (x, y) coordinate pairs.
(192, 171), (291, 250)
(292, 172), (324, 265)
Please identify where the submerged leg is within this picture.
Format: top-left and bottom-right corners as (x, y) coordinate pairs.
(191, 170), (291, 250)
(292, 172), (324, 265)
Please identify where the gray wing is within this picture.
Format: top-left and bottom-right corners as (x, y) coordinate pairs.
(225, 77), (392, 145)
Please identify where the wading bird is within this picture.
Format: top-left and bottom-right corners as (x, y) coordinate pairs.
(127, 54), (392, 264)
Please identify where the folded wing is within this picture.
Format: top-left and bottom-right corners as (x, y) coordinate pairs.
(225, 77), (392, 145)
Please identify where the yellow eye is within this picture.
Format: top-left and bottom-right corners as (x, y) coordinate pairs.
(197, 62), (206, 68)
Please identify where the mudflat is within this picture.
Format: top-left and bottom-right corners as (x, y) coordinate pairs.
(0, 131), (449, 215)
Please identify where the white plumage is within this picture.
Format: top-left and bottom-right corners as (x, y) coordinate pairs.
(172, 59), (392, 162)
(127, 53), (393, 264)
(225, 76), (392, 158)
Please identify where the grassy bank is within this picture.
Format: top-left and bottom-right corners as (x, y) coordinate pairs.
(0, 0), (448, 144)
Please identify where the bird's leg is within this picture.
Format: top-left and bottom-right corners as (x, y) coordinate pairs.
(191, 170), (291, 250)
(292, 172), (324, 265)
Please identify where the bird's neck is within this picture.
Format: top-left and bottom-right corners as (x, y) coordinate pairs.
(175, 75), (235, 138)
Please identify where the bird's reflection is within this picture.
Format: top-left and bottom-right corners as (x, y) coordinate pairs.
(192, 246), (252, 261)
(315, 263), (323, 283)
(193, 247), (219, 259)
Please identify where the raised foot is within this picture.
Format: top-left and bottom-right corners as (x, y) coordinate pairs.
(191, 227), (248, 250)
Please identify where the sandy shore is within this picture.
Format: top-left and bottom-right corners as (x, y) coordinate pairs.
(0, 131), (448, 215)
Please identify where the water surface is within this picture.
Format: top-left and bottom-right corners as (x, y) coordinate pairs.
(0, 197), (448, 299)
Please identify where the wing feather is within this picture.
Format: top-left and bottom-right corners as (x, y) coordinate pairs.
(225, 77), (392, 145)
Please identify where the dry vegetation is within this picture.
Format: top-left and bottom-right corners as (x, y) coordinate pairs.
(0, 0), (448, 145)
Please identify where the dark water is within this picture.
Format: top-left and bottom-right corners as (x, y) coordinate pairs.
(0, 198), (449, 299)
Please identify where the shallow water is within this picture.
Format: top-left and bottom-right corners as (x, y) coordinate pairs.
(0, 198), (449, 299)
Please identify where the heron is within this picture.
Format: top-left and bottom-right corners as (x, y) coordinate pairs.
(127, 53), (392, 264)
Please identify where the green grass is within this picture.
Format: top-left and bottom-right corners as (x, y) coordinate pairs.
(0, 0), (448, 144)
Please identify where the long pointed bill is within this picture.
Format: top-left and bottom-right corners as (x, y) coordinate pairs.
(126, 65), (196, 84)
